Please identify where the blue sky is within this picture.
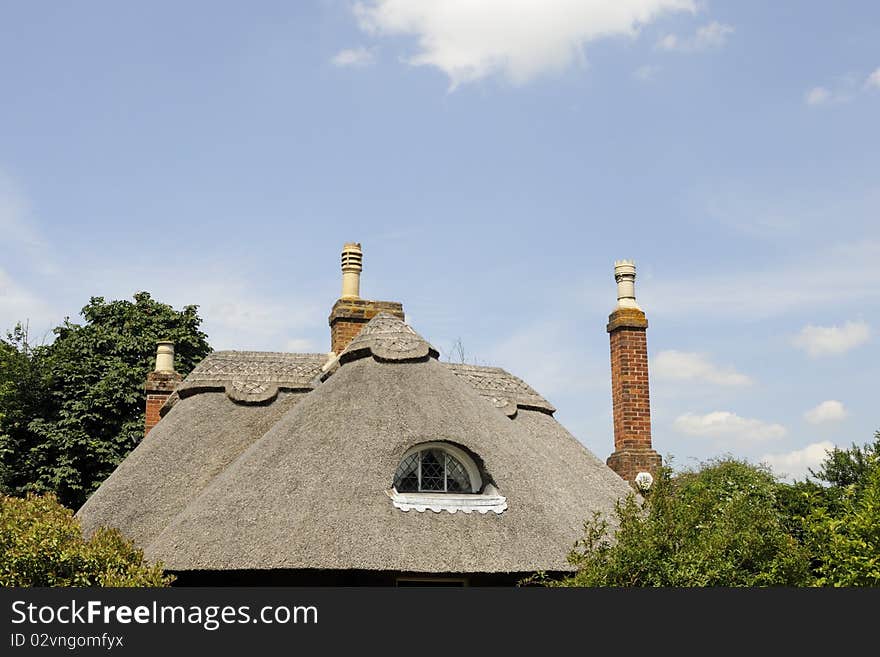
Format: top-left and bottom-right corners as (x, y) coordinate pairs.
(2, 1), (878, 480)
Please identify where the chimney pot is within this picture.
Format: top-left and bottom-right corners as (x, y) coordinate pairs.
(614, 259), (641, 310)
(154, 341), (176, 373)
(340, 242), (363, 300)
(145, 341), (181, 436)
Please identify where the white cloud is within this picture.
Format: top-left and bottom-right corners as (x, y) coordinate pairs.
(806, 68), (880, 105)
(352, 0), (696, 87)
(760, 441), (835, 481)
(331, 47), (375, 67)
(657, 34), (678, 50)
(652, 350), (752, 386)
(633, 64), (660, 81)
(658, 21), (733, 52)
(792, 321), (870, 357)
(673, 411), (786, 443)
(805, 86), (831, 105)
(804, 400), (848, 425)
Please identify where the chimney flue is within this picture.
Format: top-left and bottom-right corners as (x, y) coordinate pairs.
(144, 340), (182, 436)
(614, 260), (641, 310)
(606, 260), (661, 485)
(328, 242), (405, 354)
(340, 242), (363, 300)
(154, 341), (175, 372)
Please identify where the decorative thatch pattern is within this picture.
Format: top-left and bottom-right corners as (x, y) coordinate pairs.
(175, 351), (328, 405)
(445, 363), (556, 415)
(339, 313), (439, 363)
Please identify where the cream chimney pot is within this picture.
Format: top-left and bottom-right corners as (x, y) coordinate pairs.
(614, 260), (641, 310)
(154, 341), (175, 373)
(340, 242), (363, 300)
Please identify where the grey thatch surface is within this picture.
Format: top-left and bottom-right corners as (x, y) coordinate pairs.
(79, 313), (633, 575)
(172, 351), (327, 405)
(77, 391), (309, 545)
(445, 363), (556, 414)
(142, 353), (631, 574)
(338, 312), (439, 363)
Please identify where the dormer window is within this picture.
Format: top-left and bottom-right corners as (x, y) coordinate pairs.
(389, 442), (507, 514)
(394, 447), (472, 493)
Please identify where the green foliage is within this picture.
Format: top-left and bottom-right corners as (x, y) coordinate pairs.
(0, 293), (211, 508)
(554, 459), (812, 587)
(0, 493), (173, 586)
(801, 433), (880, 586)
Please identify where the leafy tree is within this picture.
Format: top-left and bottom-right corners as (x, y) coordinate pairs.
(810, 433), (880, 487)
(0, 324), (50, 494)
(0, 292), (211, 508)
(551, 459), (811, 587)
(0, 493), (173, 586)
(800, 432), (880, 586)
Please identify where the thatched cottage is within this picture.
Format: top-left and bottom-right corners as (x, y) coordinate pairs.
(77, 243), (661, 585)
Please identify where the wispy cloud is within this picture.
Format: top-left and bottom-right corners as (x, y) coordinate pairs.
(760, 441), (834, 481)
(350, 0), (697, 87)
(804, 400), (848, 425)
(484, 319), (605, 399)
(652, 350), (752, 386)
(331, 47), (375, 67)
(618, 241), (880, 321)
(0, 267), (57, 338)
(805, 86), (832, 106)
(805, 68), (880, 105)
(673, 411), (787, 444)
(792, 321), (870, 357)
(0, 170), (56, 276)
(657, 21), (733, 53)
(633, 64), (661, 81)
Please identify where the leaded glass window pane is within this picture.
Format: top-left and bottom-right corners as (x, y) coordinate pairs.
(420, 449), (446, 491)
(445, 454), (470, 492)
(393, 447), (474, 493)
(394, 452), (420, 492)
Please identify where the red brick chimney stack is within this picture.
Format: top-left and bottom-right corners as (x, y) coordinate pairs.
(144, 341), (181, 436)
(328, 242), (404, 355)
(606, 260), (661, 484)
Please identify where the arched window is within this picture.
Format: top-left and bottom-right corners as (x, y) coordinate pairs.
(392, 442), (482, 494)
(394, 448), (470, 493)
(389, 442), (507, 514)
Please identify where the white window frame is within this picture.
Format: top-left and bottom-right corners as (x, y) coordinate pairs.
(389, 442), (507, 515)
(395, 441), (482, 494)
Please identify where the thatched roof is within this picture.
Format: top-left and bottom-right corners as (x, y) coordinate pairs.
(77, 314), (632, 575)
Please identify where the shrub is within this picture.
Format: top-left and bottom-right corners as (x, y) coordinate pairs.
(0, 493), (173, 587)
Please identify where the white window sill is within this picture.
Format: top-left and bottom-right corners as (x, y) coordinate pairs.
(388, 486), (508, 515)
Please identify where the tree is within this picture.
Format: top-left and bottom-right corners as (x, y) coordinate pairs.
(0, 493), (172, 586)
(0, 323), (49, 495)
(802, 432), (880, 586)
(0, 292), (211, 508)
(550, 458), (812, 587)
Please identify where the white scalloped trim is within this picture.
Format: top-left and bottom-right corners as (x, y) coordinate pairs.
(388, 489), (508, 514)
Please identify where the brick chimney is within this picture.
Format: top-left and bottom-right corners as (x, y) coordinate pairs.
(144, 341), (181, 436)
(606, 260), (661, 484)
(328, 242), (405, 354)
